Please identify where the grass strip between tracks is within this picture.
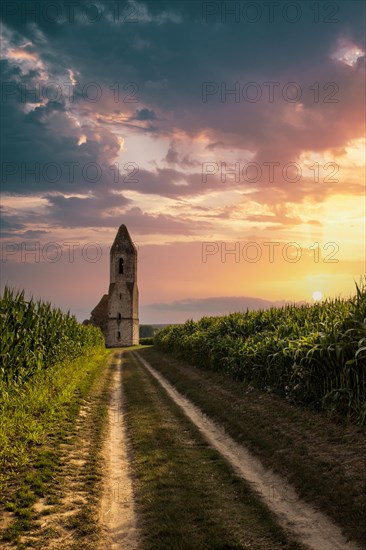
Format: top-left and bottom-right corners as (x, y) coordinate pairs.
(136, 346), (366, 548)
(122, 350), (304, 550)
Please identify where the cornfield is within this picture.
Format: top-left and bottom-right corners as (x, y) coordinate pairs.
(0, 287), (105, 385)
(155, 281), (366, 424)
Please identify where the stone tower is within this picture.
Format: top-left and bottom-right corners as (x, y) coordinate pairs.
(106, 225), (139, 346)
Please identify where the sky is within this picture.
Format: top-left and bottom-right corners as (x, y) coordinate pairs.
(0, 0), (365, 323)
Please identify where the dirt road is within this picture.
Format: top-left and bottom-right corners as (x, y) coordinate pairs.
(99, 353), (141, 549)
(133, 350), (361, 550)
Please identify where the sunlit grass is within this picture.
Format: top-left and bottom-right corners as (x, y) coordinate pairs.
(0, 349), (109, 492)
(0, 286), (109, 496)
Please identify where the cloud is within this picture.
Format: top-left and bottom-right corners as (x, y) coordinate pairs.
(206, 141), (225, 151)
(3, 3), (365, 201)
(164, 144), (180, 164)
(0, 196), (210, 237)
(133, 108), (157, 121)
(1, 0), (364, 263)
(144, 296), (289, 313)
(163, 143), (200, 168)
(43, 191), (130, 227)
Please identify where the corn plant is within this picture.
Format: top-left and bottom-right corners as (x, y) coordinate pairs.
(0, 287), (105, 385)
(154, 280), (366, 424)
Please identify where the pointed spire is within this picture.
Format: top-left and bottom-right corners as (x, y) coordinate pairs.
(111, 224), (136, 254)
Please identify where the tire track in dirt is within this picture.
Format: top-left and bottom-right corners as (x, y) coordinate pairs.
(99, 353), (141, 550)
(133, 351), (361, 550)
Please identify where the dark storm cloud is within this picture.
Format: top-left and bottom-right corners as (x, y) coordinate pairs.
(0, 207), (26, 233)
(163, 144), (199, 167)
(45, 199), (210, 234)
(1, 64), (123, 193)
(0, 206), (51, 238)
(44, 191), (130, 226)
(0, 194), (209, 235)
(1, 0), (365, 229)
(133, 108), (157, 121)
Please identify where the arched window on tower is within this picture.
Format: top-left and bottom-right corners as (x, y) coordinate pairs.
(118, 313), (122, 320)
(118, 257), (124, 274)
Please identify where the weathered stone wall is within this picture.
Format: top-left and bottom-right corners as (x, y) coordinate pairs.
(89, 225), (139, 347)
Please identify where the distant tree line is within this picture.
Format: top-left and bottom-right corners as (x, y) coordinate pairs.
(139, 325), (157, 338)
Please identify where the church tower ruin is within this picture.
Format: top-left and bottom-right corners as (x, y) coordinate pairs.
(89, 224), (139, 346)
(107, 224), (139, 346)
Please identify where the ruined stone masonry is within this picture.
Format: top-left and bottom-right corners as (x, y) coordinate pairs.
(89, 225), (139, 346)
